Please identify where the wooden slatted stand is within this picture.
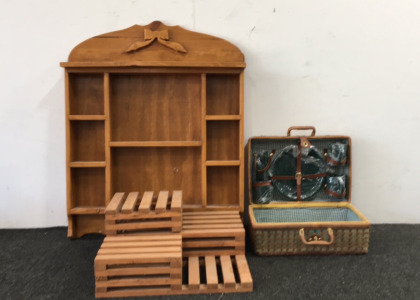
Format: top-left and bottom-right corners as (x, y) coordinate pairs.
(95, 234), (183, 298)
(182, 211), (245, 256)
(183, 254), (253, 294)
(105, 191), (182, 235)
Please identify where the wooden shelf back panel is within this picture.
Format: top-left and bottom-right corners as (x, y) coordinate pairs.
(69, 74), (104, 115)
(111, 147), (201, 205)
(72, 215), (105, 238)
(110, 74), (201, 142)
(207, 166), (239, 206)
(70, 121), (105, 162)
(71, 168), (105, 207)
(207, 121), (239, 161)
(206, 74), (239, 115)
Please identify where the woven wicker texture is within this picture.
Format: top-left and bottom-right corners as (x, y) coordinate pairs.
(252, 228), (369, 255)
(253, 207), (361, 223)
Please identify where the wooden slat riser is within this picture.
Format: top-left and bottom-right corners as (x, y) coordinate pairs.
(96, 254), (252, 298)
(105, 191), (182, 235)
(105, 221), (181, 231)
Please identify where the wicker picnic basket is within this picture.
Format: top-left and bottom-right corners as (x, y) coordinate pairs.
(247, 126), (370, 255)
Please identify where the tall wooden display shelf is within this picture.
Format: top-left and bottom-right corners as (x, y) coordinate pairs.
(61, 21), (246, 238)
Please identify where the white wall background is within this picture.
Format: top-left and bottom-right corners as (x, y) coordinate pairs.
(1, 0), (419, 227)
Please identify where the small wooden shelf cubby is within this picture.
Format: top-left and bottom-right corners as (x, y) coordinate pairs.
(61, 21), (246, 237)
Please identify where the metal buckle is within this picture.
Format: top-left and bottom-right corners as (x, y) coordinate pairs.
(295, 172), (302, 180)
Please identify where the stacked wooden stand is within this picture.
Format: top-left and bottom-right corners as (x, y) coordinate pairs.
(61, 21), (252, 297)
(95, 191), (252, 297)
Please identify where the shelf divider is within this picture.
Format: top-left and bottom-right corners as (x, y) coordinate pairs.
(206, 160), (241, 167)
(109, 141), (202, 147)
(70, 206), (105, 215)
(69, 161), (106, 168)
(68, 115), (106, 121)
(201, 74), (207, 208)
(205, 115), (240, 121)
(104, 73), (111, 207)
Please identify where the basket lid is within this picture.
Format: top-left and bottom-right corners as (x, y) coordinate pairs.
(247, 126), (352, 205)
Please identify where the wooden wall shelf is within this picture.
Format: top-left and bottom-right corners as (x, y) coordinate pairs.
(62, 21), (245, 238)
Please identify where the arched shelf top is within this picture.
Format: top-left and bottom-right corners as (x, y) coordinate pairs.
(61, 21), (245, 68)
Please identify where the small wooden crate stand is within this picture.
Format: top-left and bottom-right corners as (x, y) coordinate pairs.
(182, 211), (245, 257)
(105, 190), (182, 235)
(95, 234), (182, 298)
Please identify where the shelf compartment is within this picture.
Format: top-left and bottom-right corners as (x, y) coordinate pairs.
(69, 161), (106, 168)
(110, 74), (201, 142)
(111, 147), (202, 206)
(207, 166), (239, 206)
(206, 121), (239, 160)
(71, 168), (106, 207)
(71, 215), (105, 237)
(206, 74), (239, 115)
(205, 115), (240, 121)
(70, 206), (105, 215)
(69, 73), (104, 115)
(109, 141), (202, 147)
(68, 115), (106, 121)
(70, 121), (105, 162)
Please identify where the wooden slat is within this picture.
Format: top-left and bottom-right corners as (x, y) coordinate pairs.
(121, 192), (138, 213)
(98, 246), (181, 255)
(205, 256), (218, 289)
(183, 240), (242, 248)
(95, 252), (180, 264)
(183, 249), (244, 257)
(220, 256), (236, 288)
(188, 257), (200, 289)
(183, 219), (242, 224)
(183, 211), (240, 216)
(106, 221), (177, 231)
(106, 211), (181, 220)
(105, 234), (181, 242)
(101, 240), (181, 248)
(235, 255), (253, 288)
(182, 214), (240, 220)
(138, 191), (154, 213)
(96, 266), (172, 277)
(96, 277), (174, 288)
(155, 191), (169, 213)
(171, 190), (182, 211)
(183, 224), (244, 229)
(182, 228), (244, 238)
(105, 192), (125, 215)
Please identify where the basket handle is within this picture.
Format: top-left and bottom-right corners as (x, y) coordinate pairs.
(287, 126), (316, 136)
(299, 228), (334, 246)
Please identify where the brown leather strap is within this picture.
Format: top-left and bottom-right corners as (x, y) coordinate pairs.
(271, 173), (326, 181)
(325, 188), (346, 198)
(270, 137), (326, 201)
(271, 175), (295, 180)
(324, 149), (347, 166)
(296, 143), (302, 201)
(326, 156), (347, 166)
(256, 149), (276, 173)
(252, 181), (272, 188)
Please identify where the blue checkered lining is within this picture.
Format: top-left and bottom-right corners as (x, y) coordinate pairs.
(253, 207), (361, 223)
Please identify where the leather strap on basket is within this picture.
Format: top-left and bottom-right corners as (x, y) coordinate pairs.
(255, 149), (276, 173)
(325, 188), (347, 198)
(324, 149), (347, 166)
(271, 137), (326, 201)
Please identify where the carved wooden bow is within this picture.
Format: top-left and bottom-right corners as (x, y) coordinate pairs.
(126, 29), (187, 53)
